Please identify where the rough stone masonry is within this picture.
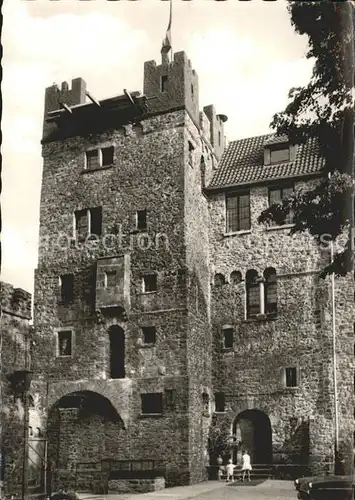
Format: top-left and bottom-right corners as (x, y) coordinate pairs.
(4, 45), (353, 495)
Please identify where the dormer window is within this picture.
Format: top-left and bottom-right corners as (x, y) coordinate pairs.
(264, 136), (294, 166)
(270, 143), (290, 164)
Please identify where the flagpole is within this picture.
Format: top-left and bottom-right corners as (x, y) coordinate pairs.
(161, 0), (172, 63)
(169, 0), (172, 58)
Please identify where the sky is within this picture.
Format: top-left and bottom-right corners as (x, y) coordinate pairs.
(1, 0), (313, 295)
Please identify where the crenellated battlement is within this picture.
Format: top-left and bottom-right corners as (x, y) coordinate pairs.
(44, 77), (87, 115)
(41, 52), (227, 159)
(143, 50), (200, 126)
(43, 77), (87, 137)
(0, 281), (32, 320)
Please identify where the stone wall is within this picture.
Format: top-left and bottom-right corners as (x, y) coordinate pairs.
(31, 104), (218, 487)
(30, 48), (354, 487)
(184, 115), (213, 483)
(0, 282), (32, 494)
(208, 182), (354, 473)
(108, 477), (165, 493)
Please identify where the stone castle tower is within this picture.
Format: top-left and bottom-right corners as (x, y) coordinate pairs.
(31, 47), (227, 489)
(26, 43), (353, 493)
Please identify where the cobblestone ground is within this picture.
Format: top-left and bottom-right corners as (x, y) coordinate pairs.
(78, 479), (297, 500)
(192, 480), (297, 500)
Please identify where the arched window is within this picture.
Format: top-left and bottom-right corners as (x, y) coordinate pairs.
(214, 273), (226, 286)
(264, 267), (277, 314)
(246, 270), (260, 318)
(230, 271), (242, 284)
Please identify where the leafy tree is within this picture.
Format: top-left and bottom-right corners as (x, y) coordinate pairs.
(258, 1), (354, 277)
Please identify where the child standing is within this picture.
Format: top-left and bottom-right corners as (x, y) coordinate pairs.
(241, 450), (252, 482)
(225, 458), (235, 483)
(216, 455), (224, 480)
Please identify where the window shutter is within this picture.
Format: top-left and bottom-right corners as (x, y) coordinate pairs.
(90, 207), (102, 236)
(75, 209), (89, 243)
(101, 146), (114, 166)
(86, 150), (100, 170)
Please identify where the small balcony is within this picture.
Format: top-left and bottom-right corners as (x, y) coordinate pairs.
(95, 255), (131, 315)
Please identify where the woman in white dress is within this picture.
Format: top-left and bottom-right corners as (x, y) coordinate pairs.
(241, 450), (252, 482)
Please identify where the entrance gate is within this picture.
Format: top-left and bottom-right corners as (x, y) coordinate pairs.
(232, 409), (272, 466)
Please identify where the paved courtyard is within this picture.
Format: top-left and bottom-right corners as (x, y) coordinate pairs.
(79, 479), (297, 500)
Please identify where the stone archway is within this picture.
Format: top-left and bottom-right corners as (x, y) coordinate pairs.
(47, 390), (127, 491)
(232, 409), (272, 465)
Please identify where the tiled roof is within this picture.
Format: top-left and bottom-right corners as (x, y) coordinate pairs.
(208, 134), (325, 190)
(263, 134), (289, 146)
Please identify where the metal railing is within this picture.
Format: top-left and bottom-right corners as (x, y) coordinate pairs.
(207, 462), (312, 481)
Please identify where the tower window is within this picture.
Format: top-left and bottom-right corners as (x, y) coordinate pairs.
(223, 328), (234, 349)
(90, 207), (103, 235)
(142, 274), (157, 293)
(226, 192), (250, 232)
(165, 389), (176, 410)
(214, 392), (225, 412)
(57, 330), (73, 357)
(202, 393), (210, 413)
(109, 326), (125, 379)
(74, 207), (102, 242)
(141, 393), (163, 414)
(285, 367), (298, 388)
(191, 83), (194, 98)
(218, 131), (221, 147)
(142, 326), (156, 345)
(136, 210), (147, 231)
(188, 141), (194, 167)
(104, 270), (117, 288)
(200, 156), (206, 188)
(177, 268), (187, 287)
(60, 274), (74, 303)
(85, 147), (114, 170)
(161, 75), (168, 92)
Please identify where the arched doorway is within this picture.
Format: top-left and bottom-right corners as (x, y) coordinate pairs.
(108, 326), (125, 379)
(232, 410), (272, 465)
(47, 390), (126, 492)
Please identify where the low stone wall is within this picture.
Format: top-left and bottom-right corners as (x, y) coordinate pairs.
(55, 470), (76, 491)
(108, 477), (165, 493)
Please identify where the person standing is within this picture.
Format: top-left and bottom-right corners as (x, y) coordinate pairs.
(241, 450), (252, 482)
(225, 458), (235, 483)
(216, 455), (224, 480)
